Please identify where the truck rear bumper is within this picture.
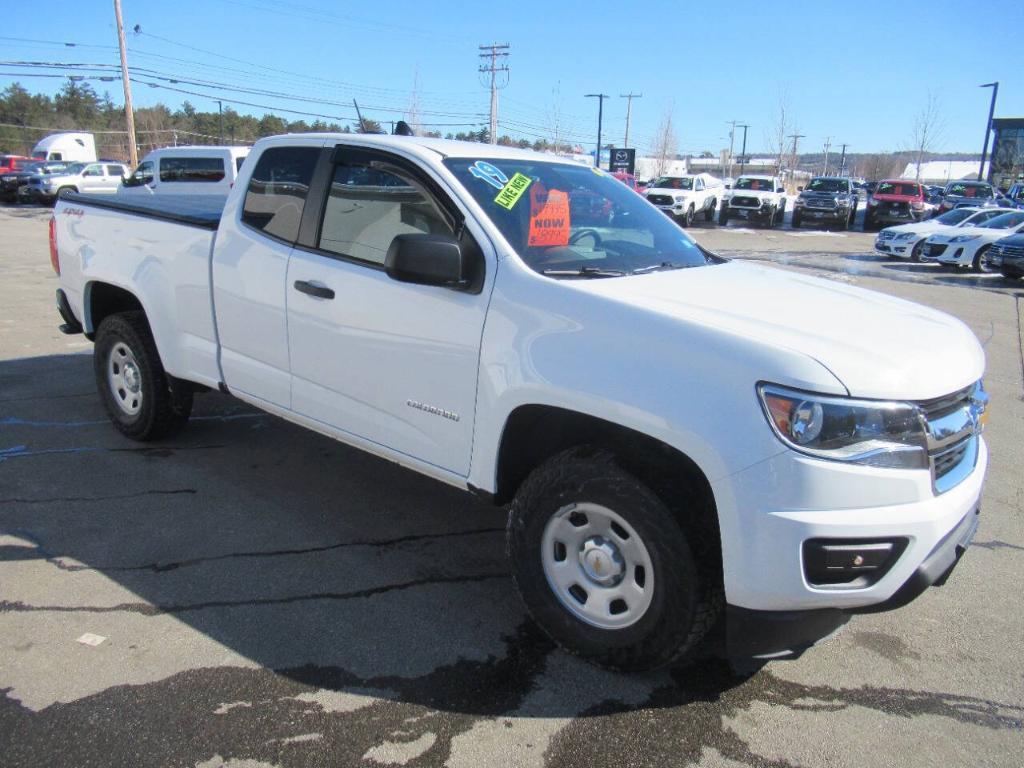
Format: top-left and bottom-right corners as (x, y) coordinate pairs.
(724, 503), (978, 658)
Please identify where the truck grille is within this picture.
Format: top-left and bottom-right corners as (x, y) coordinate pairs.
(647, 194), (674, 206)
(731, 195), (760, 208)
(914, 383), (983, 493)
(805, 197), (836, 210)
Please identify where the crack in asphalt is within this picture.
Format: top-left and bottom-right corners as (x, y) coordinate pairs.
(0, 525), (505, 573)
(0, 572), (511, 616)
(972, 539), (1024, 552)
(0, 443), (227, 462)
(0, 488), (198, 506)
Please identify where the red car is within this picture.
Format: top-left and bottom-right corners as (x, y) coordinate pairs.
(611, 171), (645, 195)
(864, 180), (928, 231)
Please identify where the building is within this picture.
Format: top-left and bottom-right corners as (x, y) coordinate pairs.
(989, 117), (1024, 190)
(900, 160), (988, 185)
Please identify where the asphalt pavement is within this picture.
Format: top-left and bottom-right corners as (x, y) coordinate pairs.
(1, 204), (1022, 767)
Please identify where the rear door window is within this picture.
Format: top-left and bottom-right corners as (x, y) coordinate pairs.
(159, 157), (226, 183)
(241, 146), (320, 243)
(106, 165), (125, 177)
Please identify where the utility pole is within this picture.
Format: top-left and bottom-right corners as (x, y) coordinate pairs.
(620, 92), (641, 147)
(478, 43), (509, 145)
(738, 124), (750, 175)
(113, 0), (138, 168)
(216, 100), (223, 146)
(726, 120), (742, 179)
(979, 82), (999, 182)
(838, 143), (849, 176)
(787, 133), (805, 190)
(822, 136), (832, 176)
(585, 94), (608, 168)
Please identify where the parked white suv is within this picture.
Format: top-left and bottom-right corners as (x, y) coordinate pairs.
(875, 207), (1016, 261)
(645, 173), (723, 227)
(924, 210), (1024, 272)
(21, 161), (129, 204)
(720, 175), (786, 227)
(119, 146), (249, 197)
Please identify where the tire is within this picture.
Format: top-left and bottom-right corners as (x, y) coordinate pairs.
(56, 186), (77, 199)
(93, 311), (193, 441)
(718, 208), (729, 226)
(791, 211), (802, 229)
(704, 199), (716, 222)
(910, 240), (924, 262)
(971, 245), (993, 274)
(683, 205), (694, 228)
(507, 446), (720, 672)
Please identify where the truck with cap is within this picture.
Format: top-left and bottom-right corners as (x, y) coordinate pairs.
(48, 133), (989, 671)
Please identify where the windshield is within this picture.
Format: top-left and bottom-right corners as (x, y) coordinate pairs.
(444, 159), (713, 278)
(945, 182), (993, 198)
(979, 212), (1024, 230)
(651, 176), (692, 190)
(734, 177), (774, 191)
(875, 182), (920, 197)
(935, 209), (976, 225)
(64, 162), (86, 175)
(806, 178), (849, 193)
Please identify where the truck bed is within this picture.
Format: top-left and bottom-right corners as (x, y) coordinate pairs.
(63, 192), (226, 230)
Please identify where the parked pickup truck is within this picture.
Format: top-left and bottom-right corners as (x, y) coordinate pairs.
(51, 134), (989, 672)
(791, 176), (858, 230)
(718, 175), (786, 227)
(863, 180), (929, 231)
(644, 173), (723, 227)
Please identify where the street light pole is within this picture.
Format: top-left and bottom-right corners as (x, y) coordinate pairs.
(738, 124), (750, 175)
(979, 82), (999, 182)
(585, 94), (608, 168)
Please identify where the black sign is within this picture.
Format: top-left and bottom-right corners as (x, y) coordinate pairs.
(608, 148), (636, 175)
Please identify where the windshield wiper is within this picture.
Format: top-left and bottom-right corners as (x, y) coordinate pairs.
(542, 266), (626, 278)
(632, 262), (689, 274)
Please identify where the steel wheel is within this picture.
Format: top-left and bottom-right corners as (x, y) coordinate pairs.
(541, 502), (655, 630)
(107, 341), (143, 416)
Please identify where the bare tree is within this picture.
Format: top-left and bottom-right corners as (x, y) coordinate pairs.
(650, 104), (678, 177)
(764, 91), (792, 175)
(908, 93), (946, 181)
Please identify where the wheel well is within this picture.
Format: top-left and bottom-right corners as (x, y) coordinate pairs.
(85, 282), (144, 339)
(494, 405), (722, 578)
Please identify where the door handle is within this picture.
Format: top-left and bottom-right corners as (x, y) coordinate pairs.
(293, 280), (335, 300)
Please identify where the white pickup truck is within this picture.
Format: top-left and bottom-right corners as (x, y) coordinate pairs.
(51, 133), (988, 672)
(644, 173), (723, 227)
(719, 175), (787, 227)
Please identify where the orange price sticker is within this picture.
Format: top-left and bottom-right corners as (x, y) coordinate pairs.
(528, 186), (571, 247)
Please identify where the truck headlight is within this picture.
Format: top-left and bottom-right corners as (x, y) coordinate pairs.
(758, 384), (928, 469)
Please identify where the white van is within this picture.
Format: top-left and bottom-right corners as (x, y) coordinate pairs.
(32, 132), (97, 163)
(118, 146), (250, 196)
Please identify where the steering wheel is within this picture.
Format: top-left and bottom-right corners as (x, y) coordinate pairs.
(569, 228), (603, 248)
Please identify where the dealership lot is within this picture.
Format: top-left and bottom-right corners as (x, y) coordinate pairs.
(1, 206), (1022, 767)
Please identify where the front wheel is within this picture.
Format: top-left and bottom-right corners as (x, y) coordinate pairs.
(972, 245), (993, 274)
(704, 199), (716, 222)
(791, 211), (802, 229)
(93, 311), (193, 440)
(507, 447), (719, 672)
(718, 208), (729, 226)
(683, 205), (694, 228)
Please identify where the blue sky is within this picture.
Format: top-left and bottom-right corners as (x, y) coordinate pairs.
(2, 0), (1020, 155)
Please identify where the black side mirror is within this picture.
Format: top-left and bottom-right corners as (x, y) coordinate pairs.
(385, 233), (469, 289)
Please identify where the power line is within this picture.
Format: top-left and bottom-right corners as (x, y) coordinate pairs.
(478, 43), (509, 144)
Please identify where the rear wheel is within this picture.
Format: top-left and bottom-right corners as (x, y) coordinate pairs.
(507, 447), (719, 672)
(93, 311), (193, 441)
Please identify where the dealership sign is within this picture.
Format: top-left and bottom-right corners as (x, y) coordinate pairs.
(608, 148), (636, 175)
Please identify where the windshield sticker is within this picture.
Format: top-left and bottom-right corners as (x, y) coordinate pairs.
(468, 160), (508, 190)
(528, 185), (570, 247)
(494, 172), (532, 210)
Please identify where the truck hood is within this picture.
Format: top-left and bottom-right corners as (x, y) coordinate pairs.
(728, 189), (775, 200)
(576, 261), (983, 401)
(647, 186), (693, 196)
(871, 193), (918, 203)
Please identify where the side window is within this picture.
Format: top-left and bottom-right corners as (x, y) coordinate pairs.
(695, 178), (704, 191)
(317, 158), (453, 265)
(242, 146), (320, 243)
(159, 157), (226, 183)
(83, 164), (102, 177)
(133, 161), (155, 184)
(106, 165), (125, 177)
(50, 152), (63, 161)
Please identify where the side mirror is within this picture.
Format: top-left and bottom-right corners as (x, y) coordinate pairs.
(725, 183), (732, 189)
(385, 233), (469, 289)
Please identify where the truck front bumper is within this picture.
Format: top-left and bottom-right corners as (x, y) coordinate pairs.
(713, 438), (986, 656)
